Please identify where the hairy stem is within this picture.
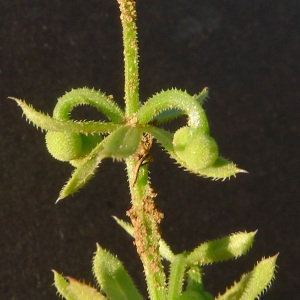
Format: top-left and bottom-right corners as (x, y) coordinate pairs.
(125, 136), (167, 300)
(117, 0), (140, 118)
(119, 1), (166, 298)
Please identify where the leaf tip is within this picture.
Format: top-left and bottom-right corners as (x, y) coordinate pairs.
(237, 168), (249, 174)
(8, 96), (20, 102)
(55, 196), (64, 204)
(112, 215), (119, 222)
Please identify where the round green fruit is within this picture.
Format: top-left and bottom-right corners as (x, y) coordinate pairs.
(173, 126), (219, 170)
(45, 132), (82, 162)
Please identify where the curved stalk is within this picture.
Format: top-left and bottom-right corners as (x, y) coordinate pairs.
(136, 89), (209, 131)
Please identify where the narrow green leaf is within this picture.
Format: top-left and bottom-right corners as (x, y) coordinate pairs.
(9, 97), (120, 134)
(145, 126), (174, 153)
(153, 108), (185, 124)
(112, 216), (135, 235)
(159, 239), (176, 263)
(93, 244), (143, 300)
(194, 88), (209, 106)
(181, 265), (214, 300)
(53, 270), (107, 300)
(186, 265), (203, 289)
(53, 270), (76, 300)
(241, 254), (278, 300)
(216, 273), (250, 300)
(66, 277), (107, 300)
(57, 141), (107, 201)
(187, 231), (256, 265)
(179, 290), (212, 300)
(195, 157), (247, 180)
(167, 253), (188, 300)
(216, 254), (278, 300)
(103, 125), (142, 159)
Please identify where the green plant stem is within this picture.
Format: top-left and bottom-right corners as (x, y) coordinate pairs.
(117, 0), (140, 118)
(125, 153), (167, 300)
(119, 1), (167, 297)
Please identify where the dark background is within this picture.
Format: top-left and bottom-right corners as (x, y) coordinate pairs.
(1, 0), (299, 299)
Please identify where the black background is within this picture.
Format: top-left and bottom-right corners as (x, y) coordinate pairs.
(1, 0), (299, 299)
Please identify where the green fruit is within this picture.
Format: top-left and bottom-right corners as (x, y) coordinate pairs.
(45, 132), (103, 162)
(173, 127), (219, 170)
(45, 132), (82, 162)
